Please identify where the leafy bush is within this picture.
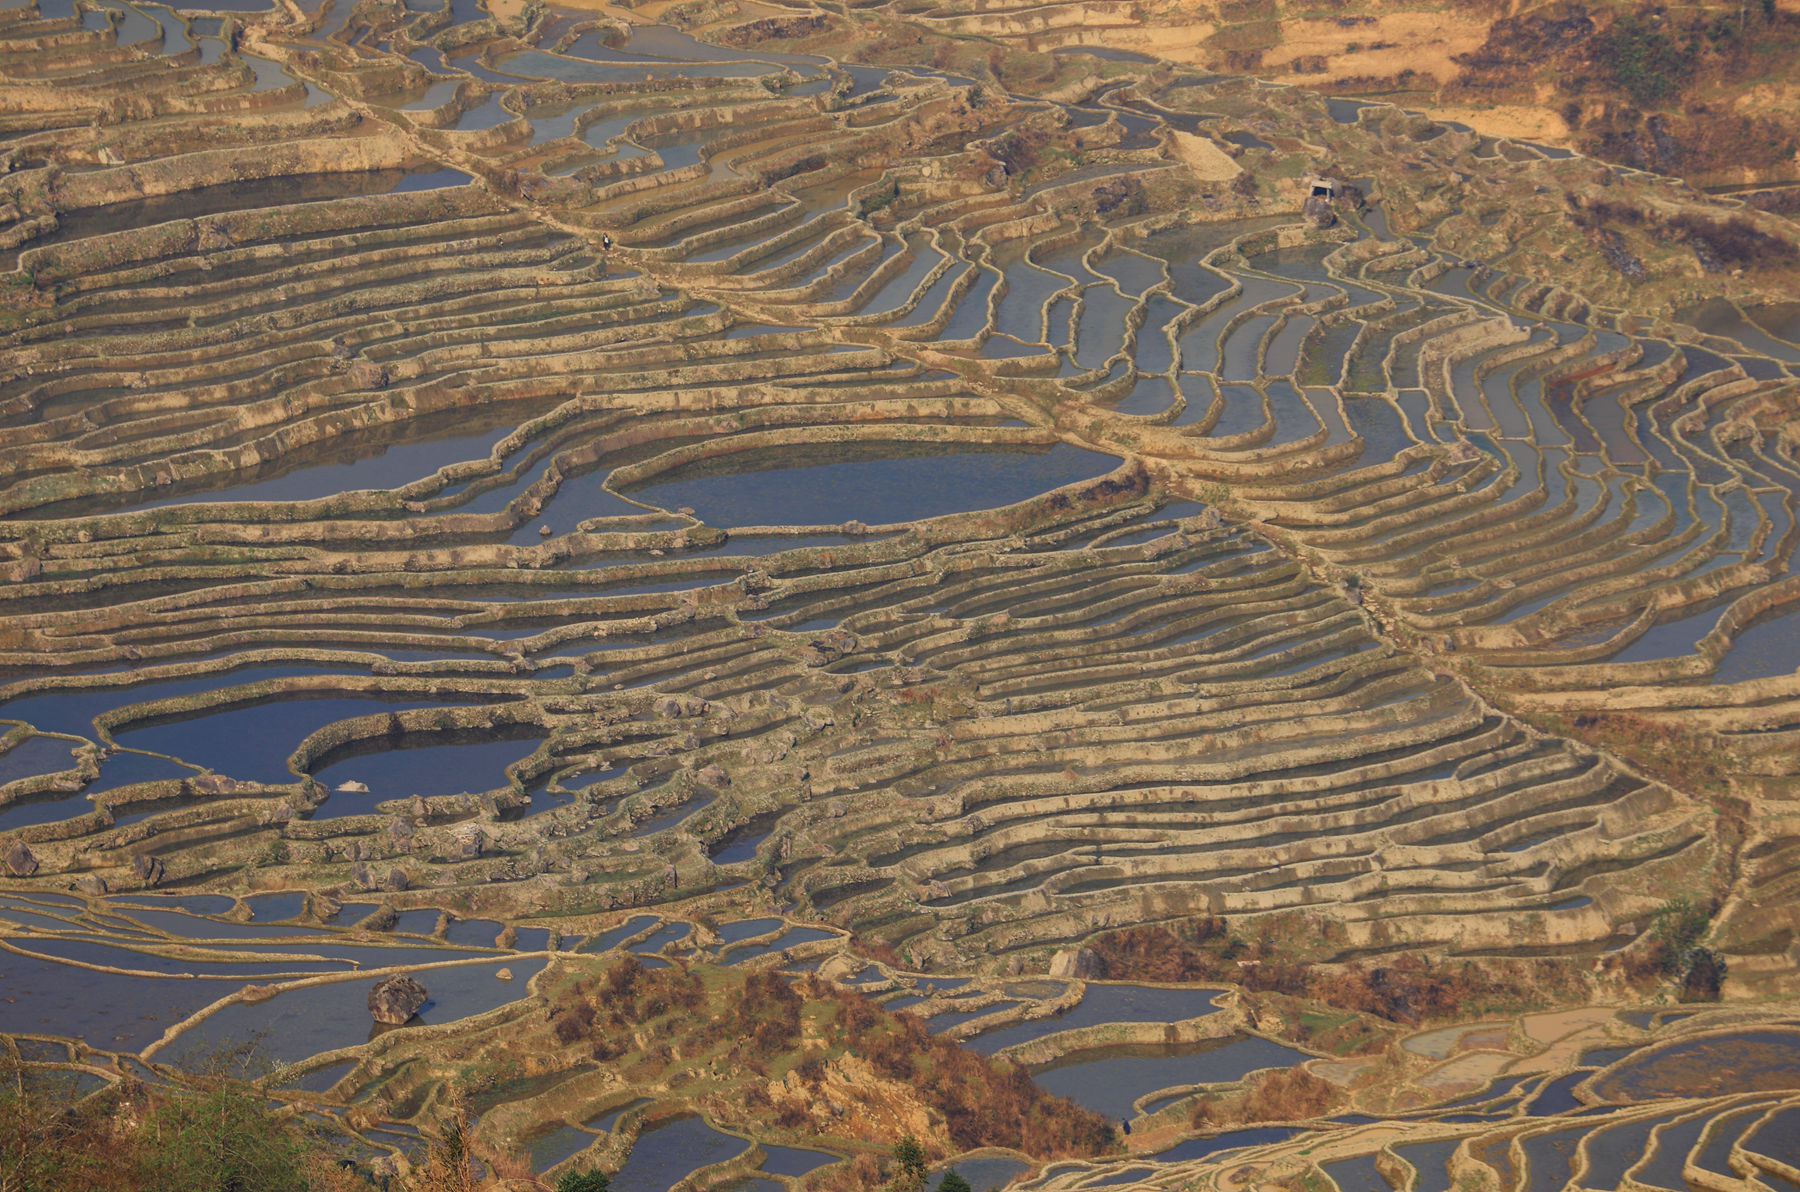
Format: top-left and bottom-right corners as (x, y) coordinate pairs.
(1592, 13), (1688, 105)
(1681, 946), (1729, 1001)
(0, 1063), (327, 1192)
(1649, 897), (1710, 975)
(1667, 213), (1799, 267)
(1644, 898), (1729, 1000)
(133, 1081), (311, 1192)
(892, 1135), (928, 1191)
(937, 1170), (973, 1192)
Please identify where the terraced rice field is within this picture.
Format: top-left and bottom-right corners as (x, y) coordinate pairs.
(3, 0), (1800, 1185)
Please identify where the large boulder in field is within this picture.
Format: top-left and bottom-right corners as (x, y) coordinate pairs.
(5, 840), (37, 877)
(367, 974), (428, 1025)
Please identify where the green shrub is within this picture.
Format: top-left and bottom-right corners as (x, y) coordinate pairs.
(1649, 897), (1709, 975)
(892, 1135), (928, 1191)
(133, 1081), (311, 1192)
(0, 1062), (315, 1192)
(1593, 13), (1688, 106)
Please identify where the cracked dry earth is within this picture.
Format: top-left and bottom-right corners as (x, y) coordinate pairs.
(3, 0), (1800, 1187)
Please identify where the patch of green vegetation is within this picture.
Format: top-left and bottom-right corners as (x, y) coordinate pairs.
(1647, 896), (1729, 1001)
(0, 1057), (357, 1192)
(1592, 12), (1689, 106)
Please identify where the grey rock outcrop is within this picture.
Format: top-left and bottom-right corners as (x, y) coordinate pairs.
(367, 974), (428, 1025)
(5, 840), (37, 877)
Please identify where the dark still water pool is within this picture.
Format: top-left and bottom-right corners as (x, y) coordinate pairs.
(625, 443), (1121, 528)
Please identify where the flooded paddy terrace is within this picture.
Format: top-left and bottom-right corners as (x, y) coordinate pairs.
(3, 0), (1800, 1183)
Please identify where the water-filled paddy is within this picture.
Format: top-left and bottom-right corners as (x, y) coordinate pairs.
(116, 692), (509, 786)
(1594, 1030), (1800, 1101)
(759, 1144), (838, 1177)
(0, 735), (77, 787)
(0, 944), (257, 1052)
(6, 168), (466, 271)
(624, 443), (1120, 528)
(4, 4), (1797, 1182)
(167, 956), (551, 1063)
(1027, 1035), (1308, 1119)
(966, 983), (1221, 1054)
(1, 665), (347, 740)
(933, 1156), (1027, 1188)
(1714, 609), (1800, 683)
(118, 425), (521, 514)
(528, 1122), (600, 1172)
(724, 926), (836, 961)
(1151, 1124), (1309, 1163)
(306, 725), (546, 817)
(1321, 1153), (1386, 1192)
(610, 1116), (748, 1192)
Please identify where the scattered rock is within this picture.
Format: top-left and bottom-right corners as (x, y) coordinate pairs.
(336, 780), (370, 793)
(800, 628), (859, 667)
(5, 840), (38, 878)
(495, 967), (513, 982)
(367, 974), (428, 1025)
(697, 763), (730, 788)
(130, 853), (164, 885)
(74, 873), (107, 896)
(653, 695), (710, 718)
(348, 361), (389, 390)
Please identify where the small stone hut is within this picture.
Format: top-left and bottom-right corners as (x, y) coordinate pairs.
(1303, 174), (1340, 228)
